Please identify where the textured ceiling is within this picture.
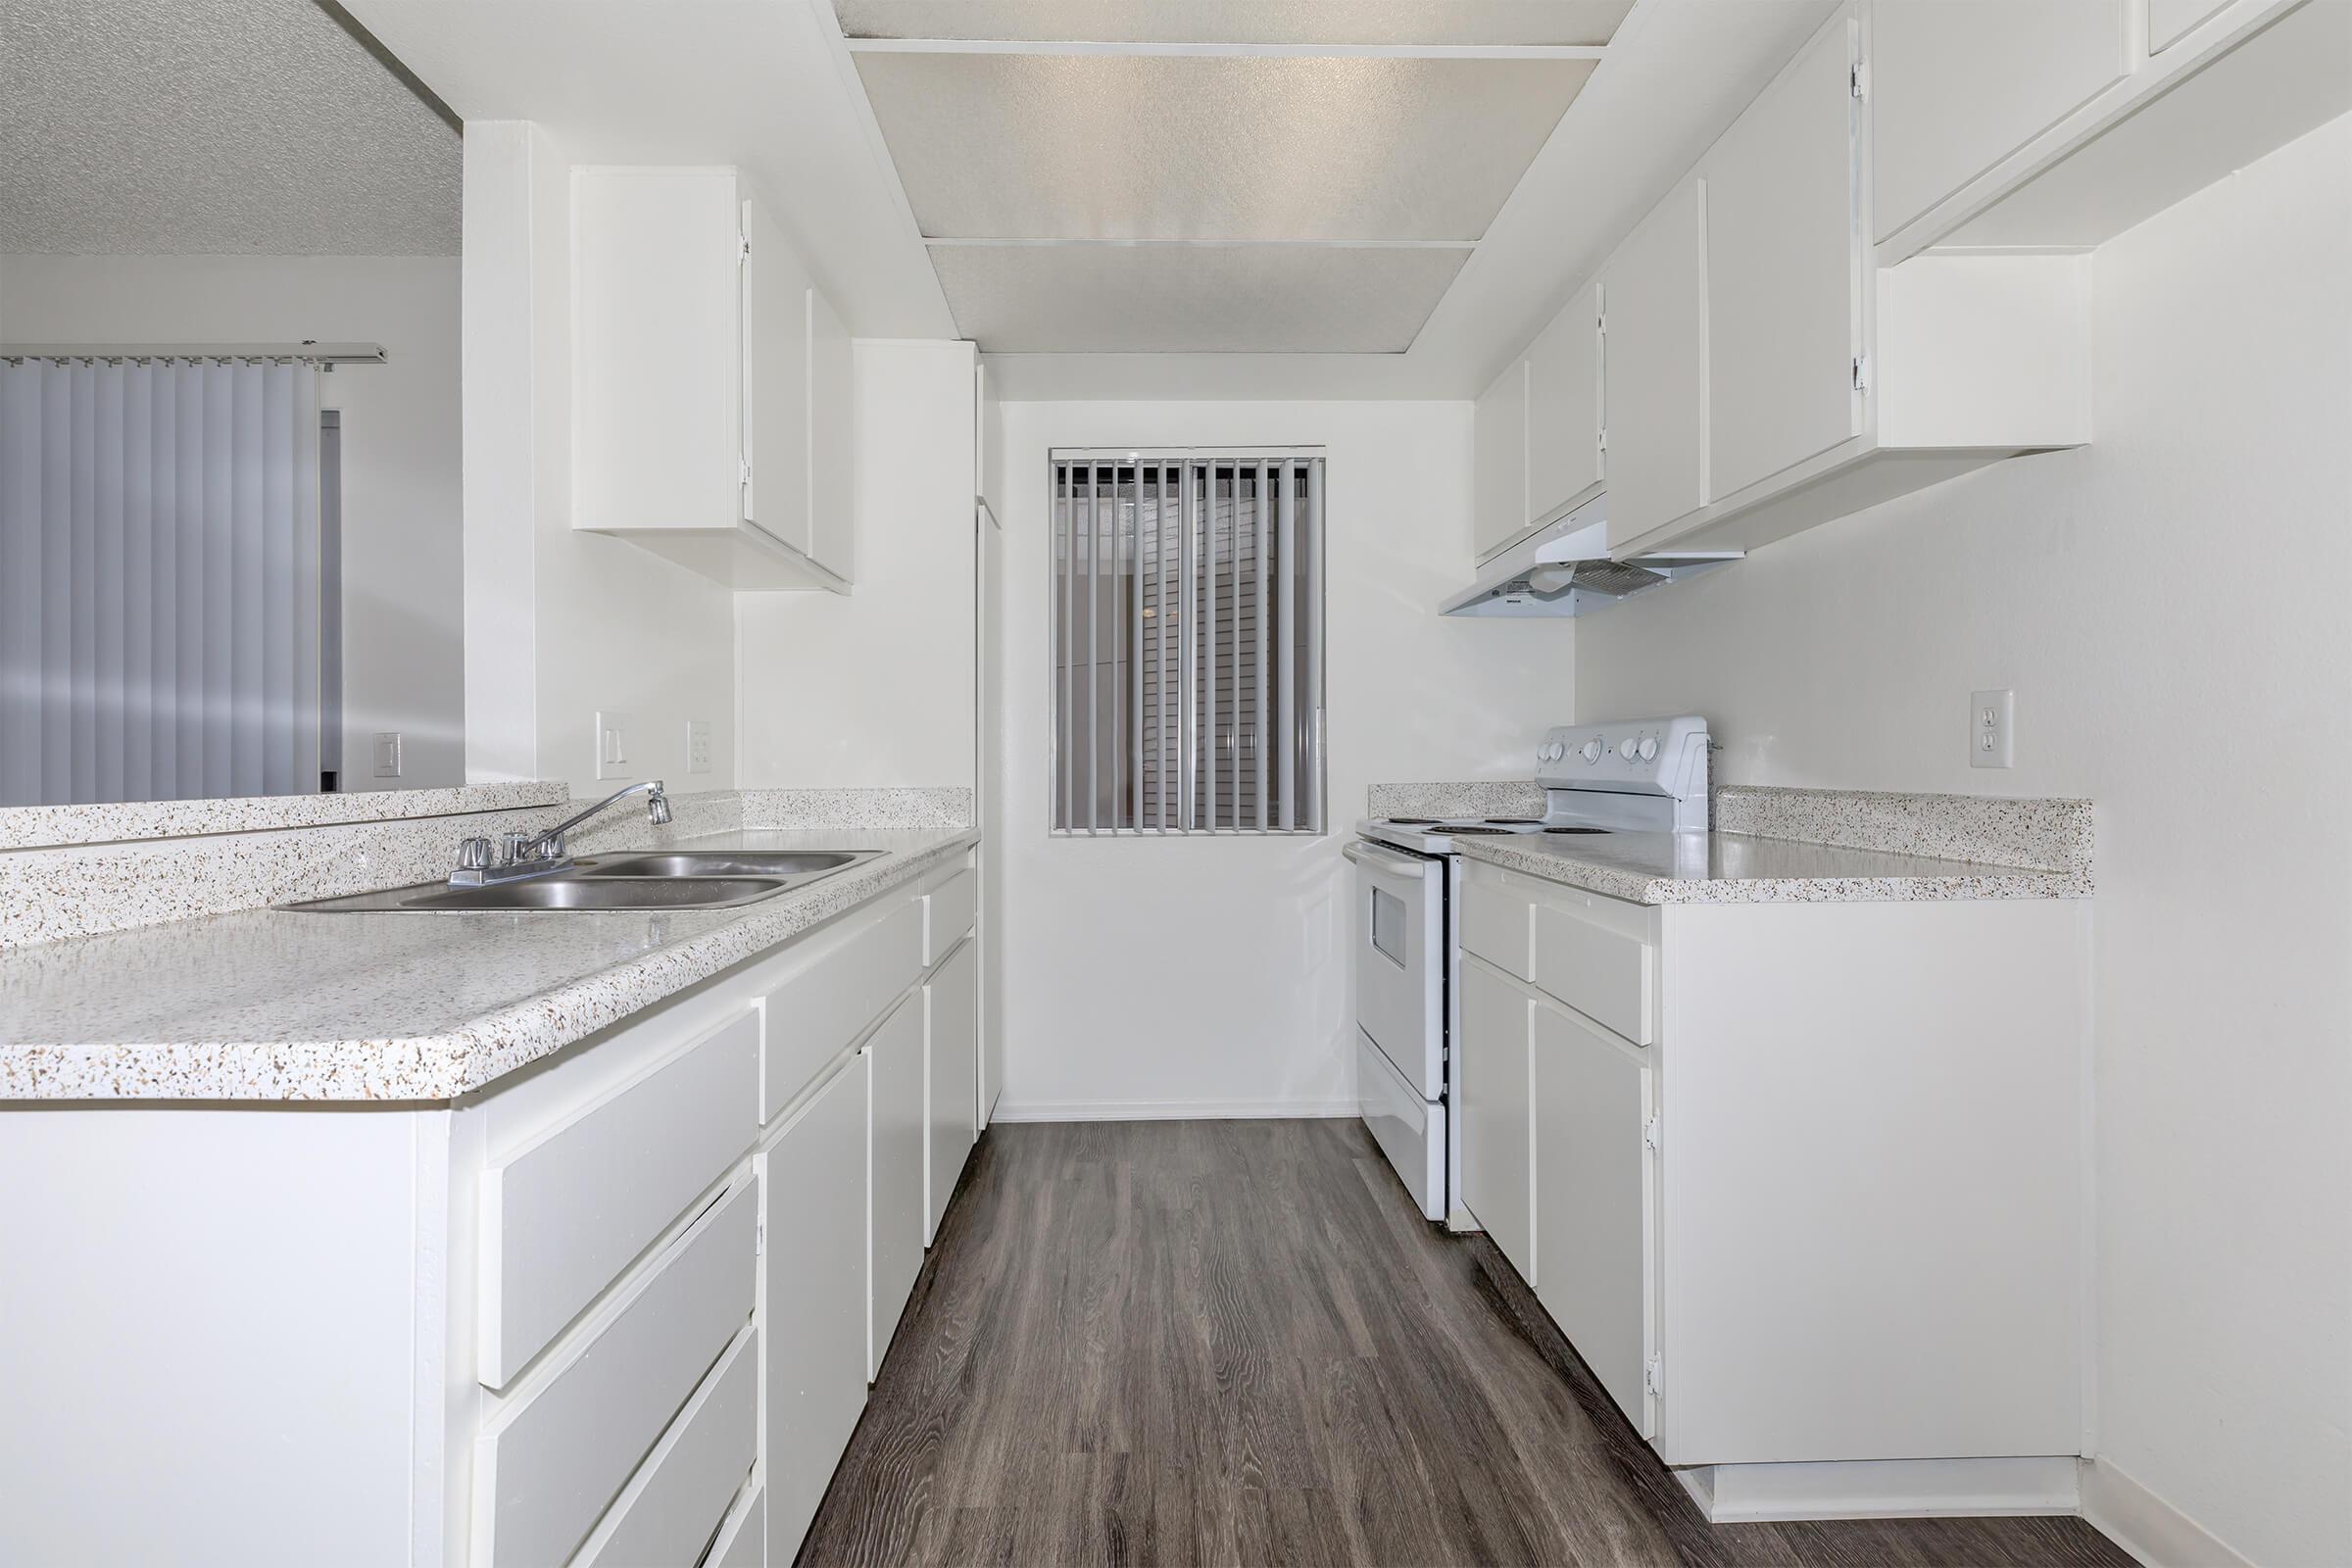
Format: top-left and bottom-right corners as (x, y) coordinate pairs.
(858, 53), (1595, 242)
(0, 0), (460, 255)
(837, 0), (1635, 46)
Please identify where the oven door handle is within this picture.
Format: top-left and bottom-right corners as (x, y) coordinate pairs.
(1344, 839), (1439, 878)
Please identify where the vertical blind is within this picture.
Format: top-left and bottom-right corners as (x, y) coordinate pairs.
(1052, 450), (1324, 834)
(0, 357), (322, 807)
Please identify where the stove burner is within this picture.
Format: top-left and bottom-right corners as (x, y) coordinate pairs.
(1385, 817), (1440, 826)
(1484, 817), (1543, 826)
(1543, 826), (1610, 835)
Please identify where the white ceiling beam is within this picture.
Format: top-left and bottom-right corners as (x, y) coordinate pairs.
(843, 38), (1607, 60)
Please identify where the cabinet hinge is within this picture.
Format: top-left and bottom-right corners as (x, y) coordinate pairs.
(1596, 427), (1608, 456)
(1849, 60), (1867, 102)
(1643, 1111), (1661, 1152)
(1850, 355), (1869, 394)
(1644, 1355), (1663, 1396)
(738, 233), (752, 260)
(755, 1213), (765, 1256)
(740, 459), (754, 488)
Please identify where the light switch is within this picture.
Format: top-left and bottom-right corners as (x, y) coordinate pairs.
(371, 732), (403, 779)
(595, 710), (631, 781)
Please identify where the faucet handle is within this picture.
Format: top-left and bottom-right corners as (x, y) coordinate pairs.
(457, 836), (493, 871)
(502, 831), (532, 864)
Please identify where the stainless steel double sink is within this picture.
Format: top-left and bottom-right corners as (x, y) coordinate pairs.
(283, 850), (883, 913)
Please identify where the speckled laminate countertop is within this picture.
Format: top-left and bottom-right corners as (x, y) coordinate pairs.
(1450, 828), (2089, 905)
(0, 828), (976, 1102)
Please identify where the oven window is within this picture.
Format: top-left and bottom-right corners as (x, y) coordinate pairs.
(1371, 885), (1409, 966)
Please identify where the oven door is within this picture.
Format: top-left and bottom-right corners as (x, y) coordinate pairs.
(1344, 838), (1446, 1101)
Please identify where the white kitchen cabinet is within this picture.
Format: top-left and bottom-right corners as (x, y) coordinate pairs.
(867, 992), (927, 1378)
(1869, 1), (2129, 244)
(1458, 956), (1534, 1282)
(924, 936), (978, 1244)
(1598, 177), (1706, 552)
(1472, 356), (1528, 562)
(1530, 998), (1656, 1441)
(572, 165), (853, 591)
(1703, 13), (1863, 502)
(2148, 0), (2232, 51)
(760, 1053), (870, 1563)
(1525, 281), (1603, 528)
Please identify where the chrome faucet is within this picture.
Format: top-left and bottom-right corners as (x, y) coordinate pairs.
(451, 780), (671, 887)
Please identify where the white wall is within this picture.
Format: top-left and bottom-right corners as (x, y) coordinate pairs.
(1574, 117), (2352, 1568)
(738, 338), (975, 789)
(460, 122), (737, 798)
(990, 400), (1575, 1117)
(0, 252), (465, 790)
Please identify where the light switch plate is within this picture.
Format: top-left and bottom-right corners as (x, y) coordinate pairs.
(371, 732), (403, 779)
(595, 710), (631, 781)
(1970, 689), (2015, 768)
(686, 719), (713, 774)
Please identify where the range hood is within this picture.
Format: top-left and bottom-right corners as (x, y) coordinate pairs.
(1440, 494), (1740, 617)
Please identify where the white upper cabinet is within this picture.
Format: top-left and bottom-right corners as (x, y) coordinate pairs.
(1870, 0), (2129, 243)
(2147, 0), (2232, 52)
(1598, 177), (1706, 552)
(573, 166), (854, 592)
(1472, 357), (1529, 562)
(1703, 13), (1863, 503)
(1525, 281), (1603, 529)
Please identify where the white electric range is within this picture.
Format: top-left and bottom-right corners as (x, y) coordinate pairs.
(1346, 716), (1711, 1223)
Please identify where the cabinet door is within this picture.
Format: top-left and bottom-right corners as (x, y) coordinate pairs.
(1870, 0), (2129, 241)
(1472, 358), (1528, 560)
(760, 1055), (869, 1563)
(924, 937), (978, 1243)
(1532, 999), (1657, 1439)
(2148, 0), (2230, 53)
(1706, 10), (1862, 500)
(808, 285), (856, 581)
(743, 197), (810, 552)
(1526, 282), (1602, 526)
(867, 994), (925, 1378)
(1459, 959), (1534, 1282)
(1599, 178), (1705, 550)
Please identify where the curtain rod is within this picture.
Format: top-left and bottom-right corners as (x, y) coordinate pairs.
(0, 342), (387, 367)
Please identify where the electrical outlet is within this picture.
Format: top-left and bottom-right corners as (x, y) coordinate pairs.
(1970, 689), (2015, 769)
(371, 732), (403, 779)
(687, 719), (713, 775)
(595, 710), (631, 781)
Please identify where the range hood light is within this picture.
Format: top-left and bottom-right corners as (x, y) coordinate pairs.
(1439, 493), (1742, 618)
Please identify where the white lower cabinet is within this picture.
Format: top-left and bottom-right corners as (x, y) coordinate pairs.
(1457, 956), (1534, 1282)
(925, 937), (978, 1242)
(1530, 998), (1656, 1440)
(760, 1054), (872, 1561)
(867, 992), (928, 1378)
(709, 1484), (765, 1568)
(574, 1323), (759, 1568)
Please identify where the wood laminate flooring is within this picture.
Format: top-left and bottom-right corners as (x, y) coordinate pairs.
(800, 1118), (2131, 1568)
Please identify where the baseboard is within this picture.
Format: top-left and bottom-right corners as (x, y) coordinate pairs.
(987, 1098), (1359, 1123)
(1675, 1456), (2080, 1523)
(2079, 1457), (2254, 1568)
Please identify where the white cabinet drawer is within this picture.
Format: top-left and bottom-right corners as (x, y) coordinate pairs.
(761, 897), (922, 1123)
(925, 935), (978, 1243)
(1460, 878), (1534, 979)
(709, 1482), (765, 1568)
(1532, 902), (1656, 1047)
(923, 865), (976, 963)
(479, 1008), (758, 1385)
(576, 1324), (759, 1568)
(473, 1179), (756, 1566)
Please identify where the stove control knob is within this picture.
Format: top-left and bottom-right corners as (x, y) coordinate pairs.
(1581, 738), (1605, 764)
(1618, 737), (1641, 761)
(1638, 736), (1659, 762)
(1539, 742), (1559, 762)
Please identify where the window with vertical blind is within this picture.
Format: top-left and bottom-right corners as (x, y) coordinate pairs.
(1051, 449), (1324, 835)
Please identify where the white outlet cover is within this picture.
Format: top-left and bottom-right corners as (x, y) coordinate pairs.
(595, 710), (632, 781)
(1970, 689), (2015, 769)
(687, 718), (713, 774)
(371, 732), (403, 779)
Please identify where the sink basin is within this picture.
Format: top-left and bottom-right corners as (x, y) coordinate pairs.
(280, 847), (885, 913)
(400, 876), (788, 910)
(581, 851), (873, 879)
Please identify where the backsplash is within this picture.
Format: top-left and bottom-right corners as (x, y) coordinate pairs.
(738, 787), (973, 830)
(1364, 781), (1549, 820)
